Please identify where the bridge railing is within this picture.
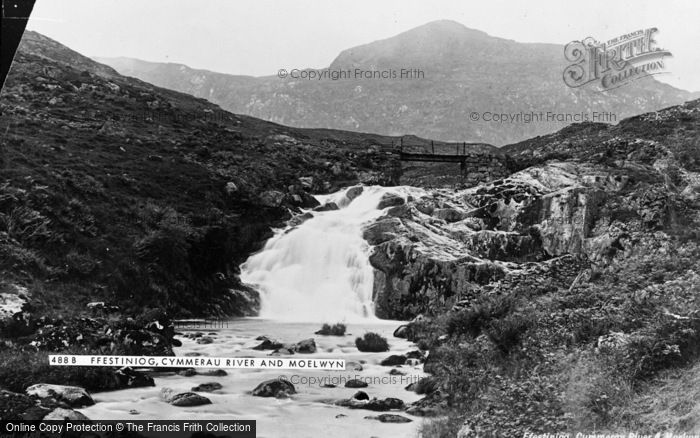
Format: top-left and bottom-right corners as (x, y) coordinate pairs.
(395, 138), (473, 156)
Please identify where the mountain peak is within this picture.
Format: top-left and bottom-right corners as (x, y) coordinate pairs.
(402, 19), (489, 38)
(329, 19), (526, 71)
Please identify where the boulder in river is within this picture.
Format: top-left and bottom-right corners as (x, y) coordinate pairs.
(345, 186), (363, 201)
(393, 324), (412, 339)
(191, 382), (223, 392)
(26, 384), (94, 408)
(269, 347), (295, 355)
(160, 388), (212, 407)
(201, 369), (228, 377)
(251, 379), (296, 398)
(352, 391), (369, 401)
(196, 336), (214, 344)
(294, 338), (316, 353)
(336, 396), (404, 411)
(364, 414), (412, 423)
(344, 379), (368, 388)
(377, 192), (405, 209)
(314, 202), (339, 212)
(252, 338), (284, 350)
(114, 367), (155, 388)
(43, 408), (90, 421)
(380, 354), (407, 366)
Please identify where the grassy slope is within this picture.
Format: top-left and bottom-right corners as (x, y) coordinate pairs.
(415, 100), (700, 435)
(0, 31), (404, 318)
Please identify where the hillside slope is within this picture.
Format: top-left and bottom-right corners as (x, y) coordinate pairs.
(0, 30), (406, 318)
(97, 20), (695, 146)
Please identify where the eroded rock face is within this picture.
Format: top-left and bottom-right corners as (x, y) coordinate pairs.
(363, 159), (688, 319)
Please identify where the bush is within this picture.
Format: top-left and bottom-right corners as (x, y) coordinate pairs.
(484, 313), (531, 355)
(355, 332), (389, 352)
(418, 412), (464, 438)
(0, 349), (121, 393)
(316, 323), (346, 336)
(447, 294), (514, 338)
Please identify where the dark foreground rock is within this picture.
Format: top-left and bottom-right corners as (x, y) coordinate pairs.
(251, 379), (296, 398)
(336, 397), (405, 411)
(191, 382), (223, 392)
(114, 367), (155, 388)
(405, 390), (448, 417)
(294, 338), (317, 353)
(365, 414), (412, 423)
(377, 193), (405, 209)
(380, 355), (407, 366)
(344, 379), (368, 388)
(26, 384), (94, 408)
(43, 408), (90, 421)
(252, 338), (284, 350)
(160, 388), (212, 407)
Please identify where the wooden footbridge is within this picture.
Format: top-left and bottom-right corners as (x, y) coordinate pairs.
(393, 136), (499, 177)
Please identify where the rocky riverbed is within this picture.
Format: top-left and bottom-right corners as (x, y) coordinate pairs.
(78, 320), (436, 438)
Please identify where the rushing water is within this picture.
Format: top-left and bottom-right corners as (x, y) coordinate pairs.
(240, 185), (424, 322)
(81, 186), (432, 437)
(80, 320), (428, 438)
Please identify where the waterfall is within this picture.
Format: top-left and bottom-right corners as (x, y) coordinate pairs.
(240, 185), (421, 322)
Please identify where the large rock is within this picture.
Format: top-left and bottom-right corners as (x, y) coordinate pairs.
(191, 382), (223, 392)
(294, 338), (317, 353)
(251, 379), (296, 398)
(259, 190), (286, 207)
(0, 285), (28, 322)
(344, 379), (368, 388)
(345, 186), (364, 201)
(405, 390), (448, 417)
(26, 384), (94, 408)
(43, 408), (90, 421)
(363, 218), (403, 245)
(365, 414), (412, 423)
(252, 338), (284, 350)
(380, 355), (407, 366)
(114, 367), (155, 388)
(336, 396), (404, 411)
(314, 202), (339, 212)
(160, 388), (211, 407)
(377, 192), (405, 209)
(393, 324), (412, 339)
(432, 208), (465, 223)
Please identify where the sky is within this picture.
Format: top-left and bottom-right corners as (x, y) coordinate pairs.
(26, 0), (700, 92)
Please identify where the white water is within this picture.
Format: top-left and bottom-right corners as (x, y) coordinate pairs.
(240, 185), (424, 322)
(79, 185), (433, 438)
(80, 320), (428, 438)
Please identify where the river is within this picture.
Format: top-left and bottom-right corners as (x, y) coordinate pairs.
(81, 186), (431, 438)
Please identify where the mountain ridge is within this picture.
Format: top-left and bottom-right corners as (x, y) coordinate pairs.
(95, 20), (695, 146)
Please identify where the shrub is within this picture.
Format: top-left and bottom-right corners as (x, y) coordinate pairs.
(447, 294), (514, 338)
(418, 412), (464, 438)
(316, 323), (346, 336)
(484, 313), (531, 355)
(355, 332), (389, 352)
(0, 349), (121, 393)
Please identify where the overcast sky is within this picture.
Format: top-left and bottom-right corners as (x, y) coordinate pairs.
(26, 0), (700, 91)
